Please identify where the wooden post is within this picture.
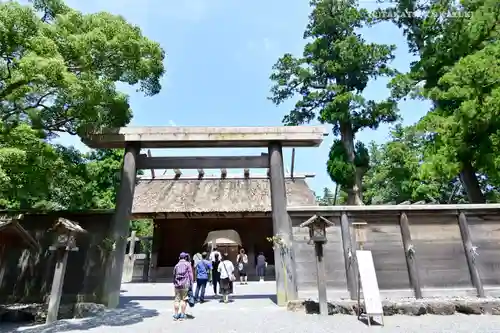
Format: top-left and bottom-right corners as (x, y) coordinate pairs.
(105, 142), (140, 308)
(315, 242), (328, 315)
(128, 231), (137, 256)
(122, 231), (137, 283)
(46, 249), (69, 324)
(45, 218), (85, 323)
(149, 221), (160, 282)
(458, 212), (485, 297)
(0, 244), (6, 288)
(268, 142), (298, 305)
(340, 212), (358, 300)
(399, 212), (422, 299)
(143, 249), (151, 282)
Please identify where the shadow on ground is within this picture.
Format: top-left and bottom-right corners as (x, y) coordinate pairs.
(358, 316), (383, 327)
(119, 293), (278, 305)
(5, 301), (158, 333)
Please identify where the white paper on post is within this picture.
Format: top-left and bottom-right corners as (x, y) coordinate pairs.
(356, 250), (383, 316)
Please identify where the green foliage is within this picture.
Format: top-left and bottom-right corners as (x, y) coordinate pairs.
(0, 125), (125, 210)
(269, 0), (398, 204)
(0, 0), (165, 135)
(363, 124), (468, 204)
(426, 42), (500, 183)
(316, 186), (347, 206)
(0, 122), (88, 209)
(130, 219), (153, 237)
(0, 0), (165, 211)
(377, 0), (500, 202)
(84, 149), (125, 209)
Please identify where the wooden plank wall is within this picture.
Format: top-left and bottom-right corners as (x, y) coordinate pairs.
(0, 213), (113, 304)
(410, 219), (471, 288)
(292, 213), (500, 296)
(468, 218), (500, 286)
(293, 226), (347, 290)
(360, 223), (410, 290)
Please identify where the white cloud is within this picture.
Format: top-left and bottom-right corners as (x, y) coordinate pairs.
(168, 120), (177, 126)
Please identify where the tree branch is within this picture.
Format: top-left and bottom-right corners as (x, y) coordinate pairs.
(45, 116), (76, 133)
(0, 80), (29, 100)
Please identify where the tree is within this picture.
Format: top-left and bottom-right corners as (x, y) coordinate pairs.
(316, 186), (347, 205)
(84, 149), (126, 209)
(363, 124), (468, 204)
(0, 0), (165, 136)
(269, 0), (398, 205)
(0, 121), (89, 209)
(0, 0), (165, 211)
(376, 0), (500, 202)
(425, 41), (500, 195)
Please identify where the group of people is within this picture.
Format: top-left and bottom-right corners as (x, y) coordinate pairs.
(172, 247), (267, 321)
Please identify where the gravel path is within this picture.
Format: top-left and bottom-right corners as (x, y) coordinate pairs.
(4, 282), (500, 333)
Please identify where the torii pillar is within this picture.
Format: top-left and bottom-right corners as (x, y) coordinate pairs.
(269, 142), (299, 305)
(105, 143), (140, 308)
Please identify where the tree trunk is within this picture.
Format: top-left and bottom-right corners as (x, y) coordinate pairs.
(459, 160), (486, 203)
(340, 123), (363, 206)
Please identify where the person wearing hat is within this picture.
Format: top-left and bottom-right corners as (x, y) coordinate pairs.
(172, 252), (194, 320)
(194, 252), (212, 303)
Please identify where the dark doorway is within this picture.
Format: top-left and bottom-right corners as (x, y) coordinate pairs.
(156, 216), (274, 268)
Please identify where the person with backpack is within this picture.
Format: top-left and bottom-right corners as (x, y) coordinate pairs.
(173, 252), (194, 321)
(236, 248), (249, 285)
(193, 251), (203, 276)
(194, 252), (212, 303)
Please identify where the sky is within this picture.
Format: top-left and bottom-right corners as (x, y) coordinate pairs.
(58, 0), (432, 194)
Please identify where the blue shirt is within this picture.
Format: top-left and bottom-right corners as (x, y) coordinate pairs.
(196, 259), (212, 279)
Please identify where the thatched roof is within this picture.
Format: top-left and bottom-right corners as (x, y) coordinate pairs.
(132, 177), (316, 213)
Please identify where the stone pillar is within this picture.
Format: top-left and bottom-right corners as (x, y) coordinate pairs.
(104, 142), (140, 308)
(268, 142), (298, 305)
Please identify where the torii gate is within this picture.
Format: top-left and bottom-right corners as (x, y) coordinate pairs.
(83, 126), (327, 308)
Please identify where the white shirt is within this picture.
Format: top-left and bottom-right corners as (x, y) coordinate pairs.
(218, 260), (235, 279)
(209, 250), (221, 262)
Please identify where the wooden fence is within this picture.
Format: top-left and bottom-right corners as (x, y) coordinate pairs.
(288, 204), (500, 300)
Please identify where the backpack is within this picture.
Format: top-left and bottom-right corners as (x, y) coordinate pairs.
(173, 262), (190, 288)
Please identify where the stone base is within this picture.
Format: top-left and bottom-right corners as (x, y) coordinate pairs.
(0, 302), (106, 324)
(287, 298), (500, 316)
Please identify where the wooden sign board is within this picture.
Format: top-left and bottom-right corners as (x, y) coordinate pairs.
(356, 250), (384, 325)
